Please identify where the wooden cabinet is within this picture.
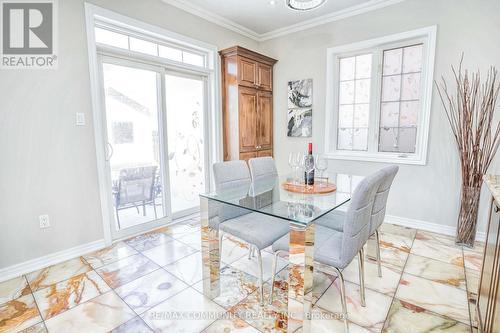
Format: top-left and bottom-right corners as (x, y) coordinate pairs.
(478, 176), (500, 333)
(220, 46), (277, 161)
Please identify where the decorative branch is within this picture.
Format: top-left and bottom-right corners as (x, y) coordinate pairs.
(435, 55), (500, 246)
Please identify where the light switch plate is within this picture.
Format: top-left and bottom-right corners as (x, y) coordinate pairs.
(39, 215), (50, 229)
(76, 113), (85, 126)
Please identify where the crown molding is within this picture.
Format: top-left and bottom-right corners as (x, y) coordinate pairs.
(162, 0), (407, 42)
(161, 0), (261, 40)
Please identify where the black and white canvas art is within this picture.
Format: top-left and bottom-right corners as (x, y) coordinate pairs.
(287, 79), (312, 137)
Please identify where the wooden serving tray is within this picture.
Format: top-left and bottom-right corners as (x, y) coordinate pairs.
(282, 181), (337, 194)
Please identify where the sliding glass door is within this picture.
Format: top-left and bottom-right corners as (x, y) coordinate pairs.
(165, 74), (207, 217)
(100, 57), (208, 239)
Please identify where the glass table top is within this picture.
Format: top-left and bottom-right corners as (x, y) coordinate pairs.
(200, 172), (360, 225)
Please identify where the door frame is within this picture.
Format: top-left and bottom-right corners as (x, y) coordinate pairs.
(85, 4), (221, 244)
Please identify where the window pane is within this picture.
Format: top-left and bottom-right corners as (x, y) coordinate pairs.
(382, 75), (401, 102)
(355, 79), (371, 103)
(355, 54), (372, 79)
(337, 128), (352, 150)
(403, 44), (423, 73)
(379, 127), (399, 152)
(338, 105), (354, 128)
(352, 128), (368, 151)
(339, 81), (355, 104)
(398, 127), (417, 153)
(400, 101), (419, 127)
(401, 73), (421, 100)
(183, 52), (205, 67)
(383, 48), (402, 75)
(339, 57), (355, 81)
(353, 104), (369, 128)
(380, 102), (399, 128)
(159, 45), (183, 62)
(95, 27), (128, 49)
(129, 37), (158, 56)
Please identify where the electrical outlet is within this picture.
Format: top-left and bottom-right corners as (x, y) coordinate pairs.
(75, 113), (85, 126)
(39, 215), (50, 229)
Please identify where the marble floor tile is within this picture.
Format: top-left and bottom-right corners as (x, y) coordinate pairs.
(316, 280), (393, 332)
(26, 257), (92, 292)
(96, 254), (159, 289)
(365, 245), (408, 272)
(221, 235), (252, 265)
(177, 230), (202, 251)
(404, 254), (466, 290)
(342, 258), (402, 297)
(194, 266), (259, 309)
(379, 224), (417, 240)
(0, 294), (42, 333)
(0, 276), (30, 305)
(410, 238), (464, 267)
(83, 242), (138, 269)
(230, 251), (287, 282)
(33, 270), (110, 320)
(230, 283), (291, 333)
(382, 299), (471, 333)
(396, 273), (469, 325)
(202, 317), (260, 333)
(115, 269), (188, 315)
(163, 251), (204, 285)
(159, 222), (201, 239)
(18, 322), (47, 333)
(124, 230), (174, 252)
(415, 231), (457, 247)
(371, 231), (413, 254)
(141, 239), (198, 266)
(466, 268), (480, 298)
(304, 307), (372, 333)
(109, 316), (153, 333)
(462, 249), (483, 271)
(141, 287), (226, 333)
(44, 291), (135, 333)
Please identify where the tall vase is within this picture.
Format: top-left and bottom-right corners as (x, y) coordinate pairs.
(456, 184), (482, 248)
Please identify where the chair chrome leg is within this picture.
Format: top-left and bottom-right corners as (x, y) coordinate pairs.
(358, 249), (366, 307)
(269, 250), (282, 305)
(332, 267), (349, 333)
(256, 248), (264, 306)
(248, 245), (253, 260)
(375, 229), (382, 278)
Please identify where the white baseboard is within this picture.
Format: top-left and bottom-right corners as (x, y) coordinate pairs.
(0, 239), (106, 283)
(385, 215), (487, 243)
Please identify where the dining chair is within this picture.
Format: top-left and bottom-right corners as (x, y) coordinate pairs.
(213, 160), (289, 306)
(269, 170), (384, 332)
(314, 166), (398, 277)
(248, 157), (278, 181)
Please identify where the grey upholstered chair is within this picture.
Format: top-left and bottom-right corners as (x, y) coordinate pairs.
(248, 157), (278, 182)
(313, 166), (398, 277)
(213, 160), (289, 306)
(269, 170), (384, 333)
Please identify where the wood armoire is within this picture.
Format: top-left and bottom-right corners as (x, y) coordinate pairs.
(219, 46), (278, 161)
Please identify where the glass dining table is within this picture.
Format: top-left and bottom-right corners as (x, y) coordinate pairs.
(199, 172), (355, 332)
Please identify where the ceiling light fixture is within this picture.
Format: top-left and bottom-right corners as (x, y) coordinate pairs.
(286, 0), (327, 11)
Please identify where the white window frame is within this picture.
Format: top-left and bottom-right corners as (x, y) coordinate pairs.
(325, 26), (437, 165)
(85, 4), (222, 244)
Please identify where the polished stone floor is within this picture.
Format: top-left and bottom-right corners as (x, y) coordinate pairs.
(0, 215), (483, 333)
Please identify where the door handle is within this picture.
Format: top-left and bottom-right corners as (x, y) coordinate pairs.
(105, 142), (114, 161)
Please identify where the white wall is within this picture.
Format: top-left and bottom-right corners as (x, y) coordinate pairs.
(0, 0), (258, 269)
(259, 0), (500, 234)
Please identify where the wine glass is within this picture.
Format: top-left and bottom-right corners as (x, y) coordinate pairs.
(288, 152), (300, 184)
(315, 155), (328, 187)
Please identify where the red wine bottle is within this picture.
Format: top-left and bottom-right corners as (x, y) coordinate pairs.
(304, 143), (315, 185)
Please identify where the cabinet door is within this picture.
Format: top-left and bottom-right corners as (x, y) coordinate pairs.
(238, 57), (257, 88)
(257, 149), (273, 157)
(258, 63), (273, 91)
(238, 87), (258, 152)
(240, 151), (257, 161)
(257, 91), (273, 151)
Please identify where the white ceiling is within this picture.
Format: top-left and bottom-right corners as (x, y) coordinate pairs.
(162, 0), (405, 40)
